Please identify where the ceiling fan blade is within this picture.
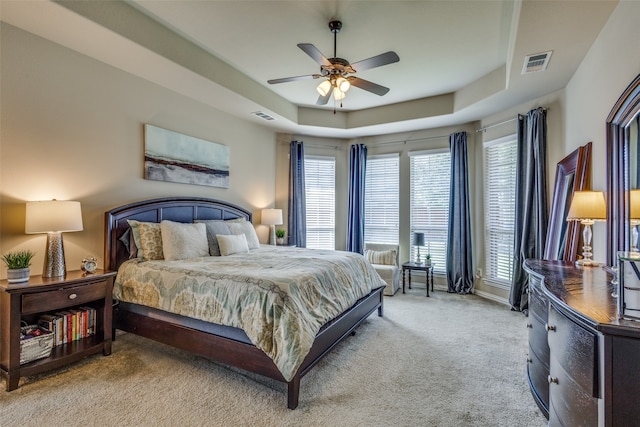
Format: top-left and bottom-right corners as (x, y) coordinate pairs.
(268, 74), (322, 84)
(347, 77), (390, 96)
(350, 51), (400, 72)
(298, 43), (332, 67)
(316, 91), (331, 105)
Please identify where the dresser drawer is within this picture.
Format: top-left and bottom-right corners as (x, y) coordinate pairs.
(22, 279), (108, 314)
(547, 304), (598, 397)
(528, 345), (549, 412)
(549, 355), (598, 427)
(529, 286), (548, 323)
(528, 314), (550, 364)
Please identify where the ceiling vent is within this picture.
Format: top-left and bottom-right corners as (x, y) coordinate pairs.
(251, 111), (275, 121)
(522, 51), (552, 74)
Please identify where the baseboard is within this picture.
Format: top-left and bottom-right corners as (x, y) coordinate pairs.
(473, 289), (510, 306)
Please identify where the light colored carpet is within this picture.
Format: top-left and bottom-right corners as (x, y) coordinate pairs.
(1, 287), (546, 427)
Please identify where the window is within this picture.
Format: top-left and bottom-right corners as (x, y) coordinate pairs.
(364, 154), (399, 244)
(305, 155), (335, 250)
(484, 135), (517, 286)
(409, 149), (451, 273)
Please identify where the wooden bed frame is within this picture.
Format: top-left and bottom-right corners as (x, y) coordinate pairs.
(104, 197), (384, 409)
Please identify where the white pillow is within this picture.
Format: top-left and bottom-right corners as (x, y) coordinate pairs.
(160, 220), (209, 261)
(216, 233), (249, 256)
(227, 221), (260, 249)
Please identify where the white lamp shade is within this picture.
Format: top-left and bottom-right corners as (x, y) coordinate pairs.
(261, 208), (283, 226)
(336, 76), (350, 92)
(333, 88), (346, 100)
(25, 200), (83, 233)
(317, 80), (332, 96)
(631, 190), (640, 219)
(567, 191), (606, 221)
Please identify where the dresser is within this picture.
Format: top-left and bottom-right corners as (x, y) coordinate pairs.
(523, 259), (640, 427)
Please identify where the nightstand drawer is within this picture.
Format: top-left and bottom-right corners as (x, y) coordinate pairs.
(22, 279), (108, 314)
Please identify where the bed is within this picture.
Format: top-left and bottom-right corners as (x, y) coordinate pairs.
(104, 197), (385, 409)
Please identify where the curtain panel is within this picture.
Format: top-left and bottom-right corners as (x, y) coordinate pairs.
(446, 132), (474, 294)
(510, 108), (548, 313)
(347, 144), (367, 253)
(288, 141), (306, 248)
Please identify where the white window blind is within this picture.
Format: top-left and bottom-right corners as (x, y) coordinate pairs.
(305, 156), (335, 250)
(365, 154), (399, 244)
(409, 150), (451, 273)
(484, 136), (517, 286)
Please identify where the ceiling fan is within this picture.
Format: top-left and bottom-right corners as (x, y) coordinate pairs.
(267, 20), (400, 107)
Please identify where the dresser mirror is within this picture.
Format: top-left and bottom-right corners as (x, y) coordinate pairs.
(606, 73), (640, 265)
(544, 142), (592, 261)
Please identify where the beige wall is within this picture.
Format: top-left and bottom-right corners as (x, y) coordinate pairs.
(0, 24), (277, 278)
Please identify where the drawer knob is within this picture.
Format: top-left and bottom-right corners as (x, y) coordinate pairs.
(548, 375), (559, 384)
(526, 323), (532, 328)
(526, 358), (532, 363)
(68, 293), (77, 300)
(545, 324), (556, 332)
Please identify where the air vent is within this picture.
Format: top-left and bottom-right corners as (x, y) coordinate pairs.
(251, 111), (275, 121)
(522, 51), (552, 74)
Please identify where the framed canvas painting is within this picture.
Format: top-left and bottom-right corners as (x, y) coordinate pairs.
(144, 124), (229, 188)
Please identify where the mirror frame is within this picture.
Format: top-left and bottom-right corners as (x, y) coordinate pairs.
(544, 142), (592, 261)
(606, 73), (640, 266)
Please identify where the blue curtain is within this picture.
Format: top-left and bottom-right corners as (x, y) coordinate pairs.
(510, 108), (548, 313)
(288, 141), (306, 248)
(446, 132), (474, 294)
(347, 144), (367, 253)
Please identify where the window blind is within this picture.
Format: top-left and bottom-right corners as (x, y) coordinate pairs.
(409, 150), (451, 272)
(365, 154), (399, 244)
(484, 136), (517, 286)
(305, 156), (336, 250)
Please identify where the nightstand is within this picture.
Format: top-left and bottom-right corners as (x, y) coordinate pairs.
(0, 269), (116, 391)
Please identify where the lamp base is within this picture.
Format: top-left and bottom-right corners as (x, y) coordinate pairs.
(269, 225), (276, 246)
(43, 232), (66, 278)
(575, 259), (600, 268)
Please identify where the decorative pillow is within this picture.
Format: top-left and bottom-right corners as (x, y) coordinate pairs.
(216, 233), (249, 256)
(136, 221), (164, 261)
(127, 219), (142, 258)
(160, 220), (209, 261)
(227, 221), (260, 249)
(119, 228), (139, 259)
(195, 220), (231, 256)
(365, 249), (397, 266)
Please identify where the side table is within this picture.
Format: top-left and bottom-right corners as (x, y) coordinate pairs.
(402, 262), (434, 297)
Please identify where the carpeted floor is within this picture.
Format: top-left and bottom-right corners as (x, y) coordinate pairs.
(1, 286), (546, 427)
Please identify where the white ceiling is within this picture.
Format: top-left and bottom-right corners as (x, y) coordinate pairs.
(0, 0), (619, 139)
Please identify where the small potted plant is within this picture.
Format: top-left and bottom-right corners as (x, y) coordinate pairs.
(425, 254), (431, 267)
(2, 250), (35, 283)
(275, 229), (286, 245)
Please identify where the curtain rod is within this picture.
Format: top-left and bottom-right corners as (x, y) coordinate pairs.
(476, 107), (549, 133)
(366, 134), (450, 146)
(282, 142), (343, 150)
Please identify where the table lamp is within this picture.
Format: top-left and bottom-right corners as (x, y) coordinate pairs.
(566, 191), (606, 266)
(413, 232), (425, 264)
(262, 208), (283, 245)
(25, 200), (83, 277)
(630, 190), (640, 251)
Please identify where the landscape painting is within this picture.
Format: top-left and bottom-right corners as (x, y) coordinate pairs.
(144, 124), (229, 188)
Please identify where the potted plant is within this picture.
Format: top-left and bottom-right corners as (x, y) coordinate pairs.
(275, 229), (286, 245)
(425, 254), (432, 267)
(2, 250), (35, 283)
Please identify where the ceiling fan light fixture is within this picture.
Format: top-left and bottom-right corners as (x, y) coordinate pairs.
(336, 76), (350, 92)
(317, 79), (332, 96)
(333, 87), (346, 101)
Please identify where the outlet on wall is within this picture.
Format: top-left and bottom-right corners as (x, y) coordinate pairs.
(475, 268), (482, 279)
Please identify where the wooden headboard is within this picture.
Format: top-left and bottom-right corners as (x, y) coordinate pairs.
(104, 197), (252, 271)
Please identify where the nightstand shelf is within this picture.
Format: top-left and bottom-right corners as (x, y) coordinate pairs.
(0, 270), (116, 391)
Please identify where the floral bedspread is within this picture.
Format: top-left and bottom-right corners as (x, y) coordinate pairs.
(113, 245), (385, 381)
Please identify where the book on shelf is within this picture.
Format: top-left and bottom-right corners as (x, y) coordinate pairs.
(35, 306), (96, 347)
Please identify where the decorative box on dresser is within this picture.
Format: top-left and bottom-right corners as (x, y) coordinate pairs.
(0, 270), (116, 390)
(523, 259), (640, 426)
